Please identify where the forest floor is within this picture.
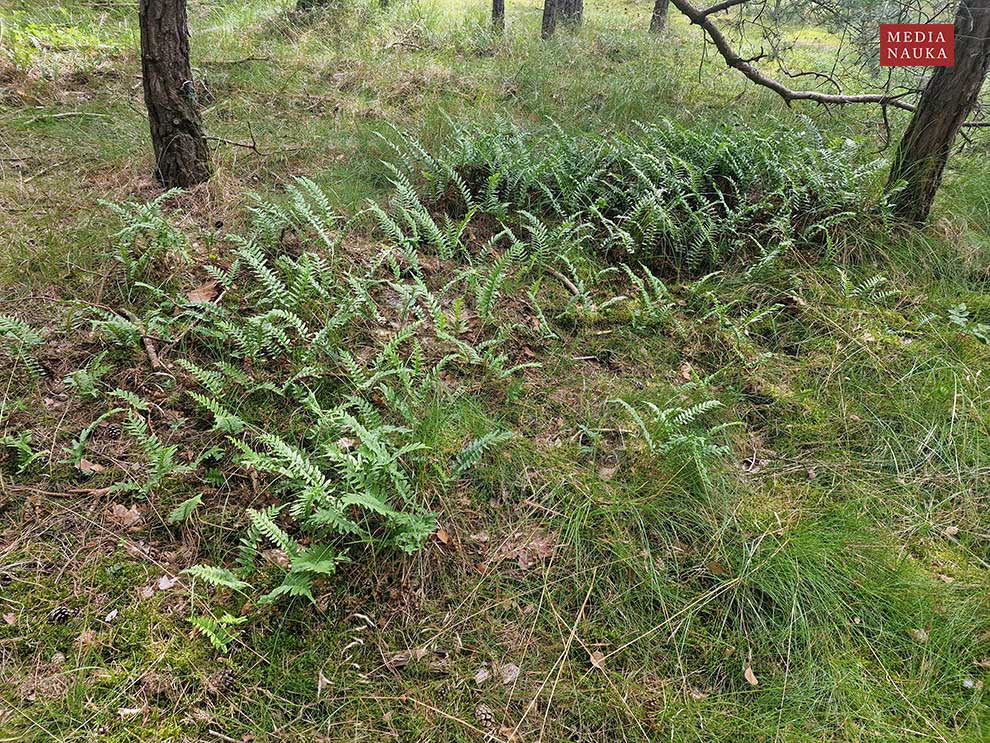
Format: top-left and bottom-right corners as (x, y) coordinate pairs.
(1, 1), (989, 741)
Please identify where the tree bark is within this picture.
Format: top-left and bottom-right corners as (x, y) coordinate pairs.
(561, 0), (583, 23)
(542, 0), (559, 38)
(650, 0), (669, 33)
(493, 0), (505, 32)
(886, 0), (990, 224)
(139, 0), (210, 188)
(542, 0), (581, 37)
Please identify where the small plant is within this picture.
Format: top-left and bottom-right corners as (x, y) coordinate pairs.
(101, 189), (190, 295)
(1, 431), (45, 474)
(948, 303), (989, 343)
(614, 394), (738, 487)
(0, 315), (45, 379)
(622, 263), (674, 328)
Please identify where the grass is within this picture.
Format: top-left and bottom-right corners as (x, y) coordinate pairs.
(2, 0), (989, 741)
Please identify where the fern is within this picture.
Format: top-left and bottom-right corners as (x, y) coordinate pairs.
(0, 315), (45, 379)
(452, 430), (513, 479)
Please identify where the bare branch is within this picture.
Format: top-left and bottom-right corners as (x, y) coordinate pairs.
(700, 0), (750, 15)
(669, 0), (917, 111)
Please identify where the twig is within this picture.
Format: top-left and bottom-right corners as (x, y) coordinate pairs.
(24, 111), (113, 125)
(206, 56), (272, 66)
(548, 268), (581, 297)
(120, 308), (164, 370)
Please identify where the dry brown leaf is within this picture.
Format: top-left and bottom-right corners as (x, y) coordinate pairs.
(186, 280), (219, 304)
(589, 650), (606, 670)
(73, 629), (99, 650)
(597, 463), (619, 481)
(385, 647), (428, 669)
(435, 528), (451, 545)
(499, 530), (556, 570)
(744, 666), (759, 686)
(108, 504), (144, 532)
(77, 458), (104, 474)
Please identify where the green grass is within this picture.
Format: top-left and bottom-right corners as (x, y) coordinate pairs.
(2, 0), (989, 740)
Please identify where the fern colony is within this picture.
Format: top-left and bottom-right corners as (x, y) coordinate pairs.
(4, 118), (881, 643)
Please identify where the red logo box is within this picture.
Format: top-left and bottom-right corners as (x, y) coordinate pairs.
(880, 24), (954, 66)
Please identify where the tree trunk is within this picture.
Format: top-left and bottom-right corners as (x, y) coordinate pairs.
(139, 0), (210, 188)
(493, 0), (505, 32)
(561, 0), (583, 23)
(542, 0), (559, 38)
(542, 0), (581, 37)
(650, 0), (669, 33)
(886, 0), (990, 224)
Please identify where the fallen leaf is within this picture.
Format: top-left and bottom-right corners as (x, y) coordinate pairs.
(597, 463), (619, 481)
(73, 629), (99, 650)
(77, 458), (104, 474)
(974, 659), (990, 669)
(385, 647), (428, 669)
(435, 528), (451, 546)
(474, 666), (491, 685)
(3, 613), (15, 625)
(108, 504), (143, 532)
(499, 530), (556, 571)
(186, 280), (219, 304)
(500, 663), (520, 685)
(744, 666), (759, 686)
(589, 651), (606, 670)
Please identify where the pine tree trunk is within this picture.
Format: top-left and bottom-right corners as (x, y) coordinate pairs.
(542, 0), (581, 37)
(139, 0), (210, 188)
(542, 0), (559, 38)
(650, 0), (669, 33)
(561, 0), (583, 23)
(493, 0), (505, 32)
(886, 0), (990, 224)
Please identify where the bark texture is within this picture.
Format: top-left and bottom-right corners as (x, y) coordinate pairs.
(542, 0), (582, 38)
(886, 0), (990, 224)
(650, 0), (670, 32)
(493, 0), (505, 31)
(541, 0), (560, 38)
(139, 0), (210, 188)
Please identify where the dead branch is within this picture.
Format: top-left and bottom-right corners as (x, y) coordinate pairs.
(669, 0), (917, 111)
